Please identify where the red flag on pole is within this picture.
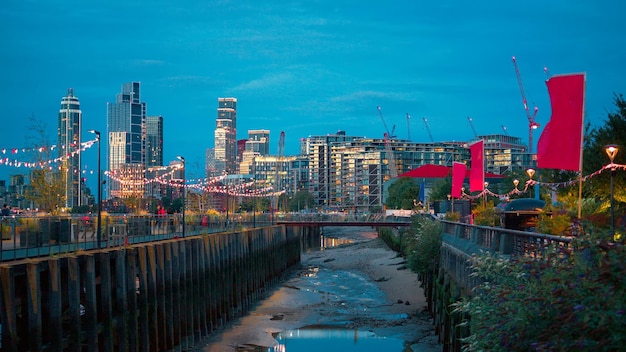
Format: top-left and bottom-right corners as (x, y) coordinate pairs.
(537, 73), (586, 171)
(470, 140), (484, 192)
(451, 162), (466, 198)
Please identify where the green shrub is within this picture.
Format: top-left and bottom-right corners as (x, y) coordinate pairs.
(536, 211), (571, 236)
(379, 227), (402, 252)
(445, 211), (461, 222)
(453, 233), (626, 351)
(407, 216), (442, 276)
(473, 201), (496, 226)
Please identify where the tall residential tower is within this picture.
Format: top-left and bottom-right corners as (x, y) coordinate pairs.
(214, 97), (237, 174)
(107, 82), (146, 199)
(58, 88), (82, 208)
(146, 115), (163, 168)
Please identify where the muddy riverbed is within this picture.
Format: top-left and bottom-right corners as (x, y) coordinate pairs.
(197, 226), (441, 351)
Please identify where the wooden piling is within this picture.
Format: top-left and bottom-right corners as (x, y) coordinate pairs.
(0, 224), (304, 352)
(47, 258), (63, 350)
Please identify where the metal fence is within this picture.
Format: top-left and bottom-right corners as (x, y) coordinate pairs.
(441, 220), (573, 257)
(0, 212), (400, 262)
(0, 214), (233, 262)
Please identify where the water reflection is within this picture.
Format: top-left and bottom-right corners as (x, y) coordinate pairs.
(305, 235), (353, 253)
(270, 328), (405, 352)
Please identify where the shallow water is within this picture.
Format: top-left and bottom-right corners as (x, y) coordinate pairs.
(268, 265), (412, 351)
(270, 328), (406, 351)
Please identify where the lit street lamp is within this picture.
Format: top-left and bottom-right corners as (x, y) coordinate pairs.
(88, 130), (102, 248)
(526, 168), (536, 198)
(177, 156), (186, 238)
(605, 145), (619, 236)
(483, 181), (489, 205)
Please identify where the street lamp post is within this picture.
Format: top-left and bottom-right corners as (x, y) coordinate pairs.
(177, 156), (186, 238)
(605, 145), (619, 236)
(88, 130), (102, 248)
(483, 182), (489, 206)
(526, 168), (536, 199)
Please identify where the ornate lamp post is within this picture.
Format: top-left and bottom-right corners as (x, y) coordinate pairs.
(605, 145), (619, 236)
(88, 130), (102, 248)
(483, 181), (489, 205)
(177, 156), (185, 238)
(526, 168), (536, 198)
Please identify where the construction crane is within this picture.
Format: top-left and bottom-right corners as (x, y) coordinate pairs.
(377, 106), (398, 178)
(423, 117), (434, 143)
(273, 131), (286, 212)
(467, 116), (478, 139)
(376, 106), (396, 139)
(512, 56), (540, 154)
(406, 113), (411, 140)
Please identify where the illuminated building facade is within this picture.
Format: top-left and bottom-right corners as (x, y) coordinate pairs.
(58, 88), (82, 208)
(214, 97), (237, 174)
(107, 82), (146, 199)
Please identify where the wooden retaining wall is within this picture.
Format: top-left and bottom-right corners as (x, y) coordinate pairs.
(0, 225), (318, 351)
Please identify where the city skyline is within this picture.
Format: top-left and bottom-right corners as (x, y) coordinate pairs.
(2, 1), (626, 190)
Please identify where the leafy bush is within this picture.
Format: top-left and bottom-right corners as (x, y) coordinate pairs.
(472, 201), (496, 226)
(453, 233), (626, 351)
(536, 211), (572, 236)
(445, 211), (461, 222)
(407, 216), (443, 276)
(379, 227), (402, 253)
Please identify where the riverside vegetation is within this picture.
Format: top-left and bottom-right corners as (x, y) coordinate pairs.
(381, 215), (626, 351)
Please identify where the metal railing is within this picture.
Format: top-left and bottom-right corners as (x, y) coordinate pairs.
(0, 214), (231, 262)
(0, 212), (399, 262)
(441, 220), (572, 257)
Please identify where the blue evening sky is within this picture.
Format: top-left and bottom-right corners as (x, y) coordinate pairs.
(1, 0), (625, 185)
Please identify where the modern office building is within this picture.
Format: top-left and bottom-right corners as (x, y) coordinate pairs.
(58, 88), (82, 208)
(107, 82), (146, 199)
(300, 131), (360, 207)
(239, 129), (271, 175)
(479, 134), (534, 174)
(298, 129), (536, 212)
(214, 97), (237, 174)
(247, 129), (270, 155)
(146, 115), (163, 168)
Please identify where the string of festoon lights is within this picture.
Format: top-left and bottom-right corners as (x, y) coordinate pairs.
(460, 163), (626, 200)
(105, 164), (284, 197)
(0, 139), (98, 169)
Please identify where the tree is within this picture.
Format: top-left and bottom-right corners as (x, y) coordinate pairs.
(23, 116), (66, 214)
(287, 190), (315, 212)
(428, 177), (452, 203)
(385, 177), (420, 209)
(584, 93), (626, 202)
(576, 93), (626, 231)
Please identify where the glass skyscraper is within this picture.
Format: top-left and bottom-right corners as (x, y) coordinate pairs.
(214, 97), (237, 174)
(107, 82), (146, 199)
(146, 115), (163, 168)
(58, 88), (82, 208)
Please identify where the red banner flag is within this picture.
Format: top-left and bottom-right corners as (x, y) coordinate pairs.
(537, 73), (586, 171)
(451, 162), (466, 198)
(470, 140), (484, 192)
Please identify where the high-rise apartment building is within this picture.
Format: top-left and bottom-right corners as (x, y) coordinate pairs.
(146, 115), (163, 168)
(107, 82), (146, 198)
(214, 97), (237, 174)
(239, 129), (271, 175)
(246, 129), (270, 155)
(58, 88), (82, 208)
